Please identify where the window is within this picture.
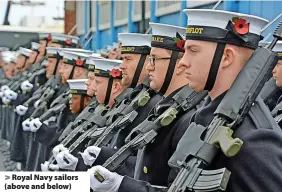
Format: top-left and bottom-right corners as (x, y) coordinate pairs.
(76, 1), (85, 35)
(99, 1), (111, 30)
(155, 0), (181, 17)
(114, 1), (129, 26)
(132, 0), (151, 22)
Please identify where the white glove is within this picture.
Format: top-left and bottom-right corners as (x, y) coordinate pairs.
(1, 85), (10, 92)
(16, 163), (21, 171)
(55, 150), (78, 171)
(21, 80), (34, 91)
(52, 144), (68, 158)
(88, 165), (124, 192)
(2, 97), (11, 104)
(30, 118), (42, 132)
(81, 146), (101, 166)
(22, 118), (31, 131)
(41, 161), (59, 172)
(6, 90), (18, 100)
(16, 105), (28, 116)
(34, 100), (41, 108)
(0, 91), (3, 98)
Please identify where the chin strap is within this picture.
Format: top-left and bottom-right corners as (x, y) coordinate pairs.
(68, 66), (75, 80)
(130, 54), (147, 88)
(79, 95), (85, 113)
(44, 41), (48, 56)
(159, 51), (179, 95)
(20, 56), (28, 71)
(204, 43), (226, 91)
(104, 77), (114, 106)
(33, 51), (39, 64)
(53, 53), (62, 76)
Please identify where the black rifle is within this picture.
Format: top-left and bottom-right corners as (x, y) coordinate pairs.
(57, 99), (100, 142)
(29, 77), (62, 118)
(95, 86), (207, 180)
(47, 106), (110, 166)
(166, 22), (282, 192)
(94, 87), (154, 147)
(22, 76), (59, 107)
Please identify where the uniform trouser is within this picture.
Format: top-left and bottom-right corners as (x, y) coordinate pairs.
(26, 140), (52, 171)
(10, 106), (34, 163)
(0, 105), (2, 132)
(7, 109), (16, 142)
(10, 115), (25, 162)
(1, 106), (9, 140)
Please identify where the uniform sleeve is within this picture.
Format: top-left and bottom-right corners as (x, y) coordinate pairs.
(92, 146), (136, 177)
(225, 127), (282, 192)
(118, 176), (167, 192)
(35, 123), (58, 146)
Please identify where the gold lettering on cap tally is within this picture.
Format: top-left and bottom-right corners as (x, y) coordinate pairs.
(121, 47), (135, 52)
(94, 69), (100, 74)
(152, 36), (164, 43)
(88, 65), (95, 69)
(47, 53), (54, 57)
(70, 90), (78, 94)
(186, 27), (204, 35)
(277, 52), (282, 57)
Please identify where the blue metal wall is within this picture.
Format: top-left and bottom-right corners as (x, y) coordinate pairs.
(83, 0), (282, 51)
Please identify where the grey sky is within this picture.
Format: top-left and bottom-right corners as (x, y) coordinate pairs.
(0, 0), (64, 26)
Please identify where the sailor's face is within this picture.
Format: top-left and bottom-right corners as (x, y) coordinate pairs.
(146, 47), (171, 92)
(273, 60), (282, 87)
(94, 76), (108, 104)
(86, 72), (96, 96)
(27, 51), (37, 64)
(60, 63), (73, 84)
(15, 55), (26, 72)
(5, 63), (15, 79)
(180, 40), (216, 92)
(120, 53), (144, 87)
(108, 50), (119, 59)
(69, 94), (81, 114)
(39, 40), (46, 55)
(46, 58), (57, 79)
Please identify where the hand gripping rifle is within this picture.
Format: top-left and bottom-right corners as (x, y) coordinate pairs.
(47, 106), (110, 167)
(94, 86), (207, 181)
(166, 22), (282, 192)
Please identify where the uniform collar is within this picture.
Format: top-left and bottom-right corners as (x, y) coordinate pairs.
(193, 91), (227, 127)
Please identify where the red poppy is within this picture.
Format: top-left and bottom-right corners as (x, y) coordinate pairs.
(176, 40), (185, 51)
(110, 69), (121, 78)
(76, 58), (83, 66)
(234, 18), (249, 35)
(47, 34), (52, 41)
(66, 39), (71, 45)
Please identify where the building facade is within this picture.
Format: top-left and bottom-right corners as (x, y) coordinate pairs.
(73, 0), (282, 51)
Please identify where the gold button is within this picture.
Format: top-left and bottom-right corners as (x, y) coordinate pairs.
(143, 166), (148, 174)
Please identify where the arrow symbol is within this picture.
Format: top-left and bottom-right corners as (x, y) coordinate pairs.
(5, 175), (10, 180)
